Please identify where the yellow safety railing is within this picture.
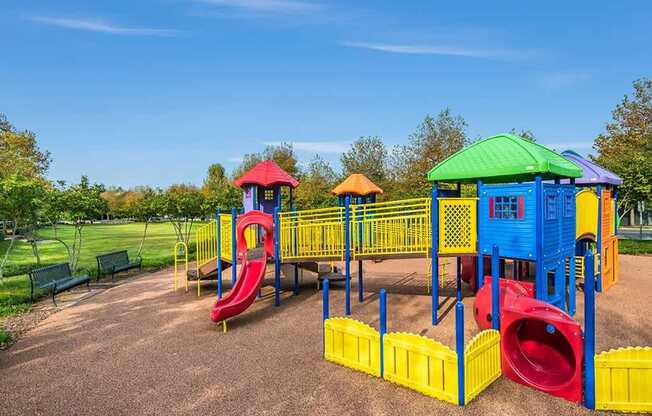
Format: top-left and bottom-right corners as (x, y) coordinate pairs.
(173, 241), (188, 291)
(438, 198), (477, 255)
(196, 219), (217, 271)
(324, 317), (381, 377)
(279, 206), (345, 261)
(351, 198), (431, 259)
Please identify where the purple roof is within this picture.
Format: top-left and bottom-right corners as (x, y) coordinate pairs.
(561, 150), (623, 186)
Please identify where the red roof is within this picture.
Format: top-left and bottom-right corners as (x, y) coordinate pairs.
(233, 160), (299, 189)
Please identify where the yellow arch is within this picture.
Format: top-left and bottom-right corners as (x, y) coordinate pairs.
(576, 188), (598, 241)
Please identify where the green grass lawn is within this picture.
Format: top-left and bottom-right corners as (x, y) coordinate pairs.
(619, 239), (652, 255)
(0, 221), (199, 318)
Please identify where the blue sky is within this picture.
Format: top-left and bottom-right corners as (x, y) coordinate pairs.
(2, 1), (650, 187)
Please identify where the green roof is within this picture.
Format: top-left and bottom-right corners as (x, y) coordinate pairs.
(427, 134), (583, 184)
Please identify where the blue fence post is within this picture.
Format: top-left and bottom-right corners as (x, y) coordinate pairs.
(379, 288), (387, 378)
(491, 245), (500, 330)
(344, 195), (351, 316)
(274, 207), (281, 307)
(231, 207), (237, 285)
(535, 175), (544, 300)
(584, 251), (596, 410)
(216, 208), (223, 299)
(357, 196), (364, 303)
(476, 179), (483, 290)
(456, 300), (465, 406)
(431, 183), (439, 325)
(596, 184), (603, 292)
(322, 279), (329, 355)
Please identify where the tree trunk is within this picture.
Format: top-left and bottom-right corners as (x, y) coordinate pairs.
(137, 220), (150, 258)
(0, 237), (15, 281)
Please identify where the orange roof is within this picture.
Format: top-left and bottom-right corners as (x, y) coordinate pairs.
(331, 174), (383, 196)
(233, 160), (299, 189)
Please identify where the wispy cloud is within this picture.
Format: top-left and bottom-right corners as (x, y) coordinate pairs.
(342, 41), (523, 60)
(537, 72), (590, 90)
(28, 16), (179, 36)
(264, 141), (350, 153)
(196, 0), (322, 14)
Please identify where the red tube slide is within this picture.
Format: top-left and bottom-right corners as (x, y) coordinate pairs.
(474, 277), (583, 403)
(210, 211), (274, 323)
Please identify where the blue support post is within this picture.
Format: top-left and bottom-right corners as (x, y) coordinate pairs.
(614, 187), (619, 235)
(584, 251), (596, 410)
(274, 207), (281, 307)
(534, 175), (545, 300)
(293, 263), (299, 295)
(231, 207), (237, 285)
(456, 256), (462, 302)
(456, 300), (465, 406)
(357, 196), (364, 303)
(216, 208), (223, 299)
(344, 195), (351, 315)
(569, 178), (577, 315)
(431, 183), (440, 325)
(491, 245), (500, 330)
(322, 279), (329, 355)
(596, 184), (603, 292)
(476, 180), (483, 290)
(379, 288), (387, 378)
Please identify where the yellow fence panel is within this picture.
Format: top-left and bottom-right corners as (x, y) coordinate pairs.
(383, 332), (458, 404)
(196, 220), (217, 269)
(438, 198), (477, 255)
(351, 198), (431, 259)
(324, 317), (381, 377)
(595, 347), (652, 413)
(464, 329), (501, 403)
(279, 207), (345, 261)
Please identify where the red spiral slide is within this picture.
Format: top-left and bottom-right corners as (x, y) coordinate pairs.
(210, 210), (274, 323)
(474, 277), (583, 403)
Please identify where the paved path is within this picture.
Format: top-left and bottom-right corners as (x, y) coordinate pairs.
(1, 257), (650, 415)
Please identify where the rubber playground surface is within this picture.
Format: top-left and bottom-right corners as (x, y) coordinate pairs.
(1, 256), (650, 415)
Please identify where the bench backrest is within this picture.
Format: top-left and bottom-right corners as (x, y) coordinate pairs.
(97, 250), (130, 270)
(30, 263), (72, 288)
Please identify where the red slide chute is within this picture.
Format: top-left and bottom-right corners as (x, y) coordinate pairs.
(210, 210), (274, 323)
(474, 277), (583, 403)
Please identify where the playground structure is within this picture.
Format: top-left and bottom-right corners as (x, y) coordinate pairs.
(176, 134), (650, 412)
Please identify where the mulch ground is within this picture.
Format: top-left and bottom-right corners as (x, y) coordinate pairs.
(0, 256), (650, 415)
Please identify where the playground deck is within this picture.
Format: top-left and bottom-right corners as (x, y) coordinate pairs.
(0, 256), (650, 415)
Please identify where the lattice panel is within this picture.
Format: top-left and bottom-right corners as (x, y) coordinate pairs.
(439, 198), (477, 255)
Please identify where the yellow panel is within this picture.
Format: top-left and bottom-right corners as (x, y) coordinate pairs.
(576, 189), (598, 240)
(324, 317), (381, 377)
(602, 237), (619, 291)
(438, 198), (477, 255)
(464, 329), (501, 403)
(279, 206), (345, 261)
(383, 332), (458, 404)
(595, 347), (652, 412)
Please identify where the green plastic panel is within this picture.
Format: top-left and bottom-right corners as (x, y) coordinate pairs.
(427, 134), (583, 183)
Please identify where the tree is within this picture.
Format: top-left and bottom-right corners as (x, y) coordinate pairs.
(233, 142), (299, 180)
(130, 188), (165, 257)
(0, 174), (46, 279)
(59, 176), (108, 272)
(593, 78), (652, 221)
(295, 156), (337, 209)
(341, 136), (388, 186)
(390, 109), (469, 198)
(164, 184), (204, 245)
(202, 163), (242, 214)
(509, 128), (536, 141)
(0, 113), (51, 179)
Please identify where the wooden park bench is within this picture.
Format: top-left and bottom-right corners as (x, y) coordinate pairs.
(29, 263), (91, 306)
(96, 250), (142, 281)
